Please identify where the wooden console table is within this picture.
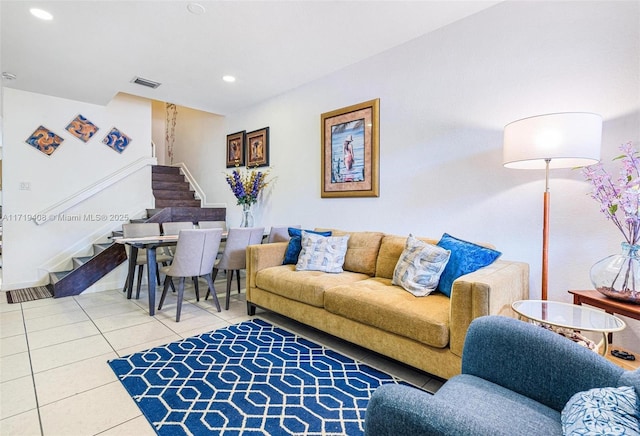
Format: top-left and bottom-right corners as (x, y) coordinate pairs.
(569, 290), (640, 343)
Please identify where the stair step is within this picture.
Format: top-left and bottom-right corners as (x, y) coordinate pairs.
(73, 256), (94, 269)
(152, 181), (191, 191)
(155, 199), (201, 208)
(152, 165), (181, 175)
(50, 270), (72, 283)
(153, 189), (197, 200)
(93, 243), (113, 254)
(129, 218), (148, 223)
(152, 173), (185, 183)
(111, 230), (123, 239)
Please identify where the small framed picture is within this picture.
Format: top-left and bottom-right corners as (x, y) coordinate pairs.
(246, 127), (269, 168)
(321, 99), (380, 198)
(25, 125), (65, 156)
(66, 114), (99, 143)
(226, 131), (246, 168)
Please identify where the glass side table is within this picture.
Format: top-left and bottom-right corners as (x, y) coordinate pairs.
(512, 300), (626, 356)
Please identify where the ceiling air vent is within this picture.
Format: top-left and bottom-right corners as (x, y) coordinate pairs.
(131, 76), (161, 89)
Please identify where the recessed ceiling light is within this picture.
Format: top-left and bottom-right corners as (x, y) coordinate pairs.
(187, 3), (206, 15)
(222, 75), (236, 83)
(30, 8), (53, 20)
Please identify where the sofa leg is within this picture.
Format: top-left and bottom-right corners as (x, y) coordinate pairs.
(247, 302), (256, 316)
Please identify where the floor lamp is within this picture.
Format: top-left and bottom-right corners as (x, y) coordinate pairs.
(503, 112), (602, 300)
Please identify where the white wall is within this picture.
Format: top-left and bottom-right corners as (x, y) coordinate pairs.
(2, 90), (154, 291)
(169, 104), (227, 209)
(151, 100), (167, 165)
(205, 1), (640, 347)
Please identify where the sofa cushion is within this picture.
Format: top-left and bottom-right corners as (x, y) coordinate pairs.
(283, 228), (332, 265)
(324, 277), (450, 348)
(315, 229), (385, 276)
(435, 374), (562, 435)
(295, 232), (350, 273)
(562, 386), (640, 435)
(255, 265), (369, 307)
(392, 235), (451, 296)
(376, 235), (439, 279)
(437, 233), (502, 297)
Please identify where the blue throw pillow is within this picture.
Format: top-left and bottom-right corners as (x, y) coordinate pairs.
(436, 233), (501, 297)
(561, 386), (640, 435)
(283, 228), (332, 265)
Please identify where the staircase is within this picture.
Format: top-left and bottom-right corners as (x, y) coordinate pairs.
(152, 165), (200, 208)
(47, 239), (127, 298)
(46, 165), (226, 298)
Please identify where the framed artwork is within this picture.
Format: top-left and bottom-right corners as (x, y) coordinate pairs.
(66, 114), (99, 142)
(321, 98), (380, 198)
(102, 127), (132, 153)
(226, 131), (246, 168)
(25, 125), (64, 156)
(246, 127), (269, 168)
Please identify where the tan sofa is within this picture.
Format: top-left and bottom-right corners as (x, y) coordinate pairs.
(246, 230), (529, 380)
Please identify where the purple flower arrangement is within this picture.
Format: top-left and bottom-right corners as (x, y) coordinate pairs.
(582, 142), (640, 245)
(225, 167), (270, 206)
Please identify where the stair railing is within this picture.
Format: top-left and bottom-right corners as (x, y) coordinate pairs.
(33, 156), (157, 225)
(173, 162), (226, 208)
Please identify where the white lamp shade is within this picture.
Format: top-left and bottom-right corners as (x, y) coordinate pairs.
(503, 112), (602, 169)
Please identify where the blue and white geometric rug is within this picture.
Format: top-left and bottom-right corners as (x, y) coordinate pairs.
(108, 318), (411, 435)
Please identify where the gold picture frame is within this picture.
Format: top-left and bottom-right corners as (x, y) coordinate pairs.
(321, 98), (379, 198)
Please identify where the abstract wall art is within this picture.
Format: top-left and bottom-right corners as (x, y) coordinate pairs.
(66, 114), (99, 142)
(25, 125), (65, 156)
(102, 127), (132, 153)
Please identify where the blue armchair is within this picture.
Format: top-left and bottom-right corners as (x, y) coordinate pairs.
(365, 315), (640, 435)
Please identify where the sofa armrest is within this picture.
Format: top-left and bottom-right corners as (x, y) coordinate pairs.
(449, 259), (529, 356)
(365, 384), (502, 436)
(246, 242), (288, 298)
(462, 316), (624, 412)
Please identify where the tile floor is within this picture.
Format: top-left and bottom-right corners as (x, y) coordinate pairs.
(0, 276), (443, 435)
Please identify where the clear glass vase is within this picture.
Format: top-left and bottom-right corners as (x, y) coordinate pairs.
(590, 242), (640, 304)
(240, 203), (254, 228)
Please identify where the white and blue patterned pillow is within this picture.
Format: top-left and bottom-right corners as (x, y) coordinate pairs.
(392, 234), (451, 296)
(561, 386), (640, 436)
(295, 231), (350, 273)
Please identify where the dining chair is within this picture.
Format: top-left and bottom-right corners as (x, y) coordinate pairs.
(157, 228), (223, 322)
(161, 221), (197, 292)
(122, 222), (173, 299)
(162, 221), (194, 235)
(206, 226), (265, 310)
(267, 225), (301, 243)
(198, 220), (228, 256)
(198, 220), (227, 230)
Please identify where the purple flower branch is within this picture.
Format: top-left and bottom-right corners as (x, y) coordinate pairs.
(583, 142), (640, 245)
